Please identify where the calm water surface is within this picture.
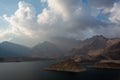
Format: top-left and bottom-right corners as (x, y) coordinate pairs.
(0, 61), (119, 80)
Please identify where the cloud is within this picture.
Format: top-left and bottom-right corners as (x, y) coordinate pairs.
(0, 29), (13, 42)
(1, 1), (111, 40)
(37, 0), (109, 39)
(38, 0), (82, 24)
(90, 0), (119, 17)
(1, 0), (120, 46)
(3, 1), (38, 37)
(109, 1), (120, 24)
(90, 0), (118, 8)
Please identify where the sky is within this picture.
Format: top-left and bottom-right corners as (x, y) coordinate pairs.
(0, 0), (120, 47)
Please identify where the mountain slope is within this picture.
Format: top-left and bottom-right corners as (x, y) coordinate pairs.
(68, 35), (120, 62)
(0, 41), (30, 57)
(100, 40), (120, 60)
(31, 41), (63, 58)
(47, 36), (120, 71)
(69, 35), (108, 57)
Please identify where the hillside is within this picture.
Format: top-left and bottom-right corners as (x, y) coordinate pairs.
(66, 35), (120, 62)
(31, 41), (63, 58)
(0, 41), (30, 57)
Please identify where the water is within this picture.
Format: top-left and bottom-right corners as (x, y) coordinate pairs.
(0, 61), (119, 80)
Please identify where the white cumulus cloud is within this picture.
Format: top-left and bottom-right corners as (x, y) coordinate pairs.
(4, 1), (38, 37)
(109, 1), (120, 24)
(1, 0), (120, 46)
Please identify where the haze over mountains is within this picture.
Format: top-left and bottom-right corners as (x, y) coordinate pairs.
(31, 41), (63, 58)
(0, 35), (120, 61)
(50, 37), (82, 52)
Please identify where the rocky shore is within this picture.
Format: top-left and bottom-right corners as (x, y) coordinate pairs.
(92, 60), (120, 69)
(45, 59), (86, 72)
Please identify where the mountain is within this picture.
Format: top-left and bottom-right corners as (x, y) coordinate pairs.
(31, 41), (63, 58)
(99, 39), (120, 60)
(46, 35), (120, 72)
(0, 41), (30, 57)
(50, 37), (82, 52)
(69, 35), (108, 57)
(50, 37), (82, 57)
(68, 35), (120, 62)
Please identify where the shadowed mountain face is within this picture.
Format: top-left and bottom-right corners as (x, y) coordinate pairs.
(0, 41), (30, 57)
(31, 41), (63, 58)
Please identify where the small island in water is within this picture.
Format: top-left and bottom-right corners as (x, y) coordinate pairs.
(45, 59), (86, 72)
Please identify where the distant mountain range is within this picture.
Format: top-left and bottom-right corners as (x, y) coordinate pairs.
(0, 41), (30, 57)
(0, 35), (120, 60)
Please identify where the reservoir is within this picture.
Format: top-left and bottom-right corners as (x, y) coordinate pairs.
(0, 61), (119, 80)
